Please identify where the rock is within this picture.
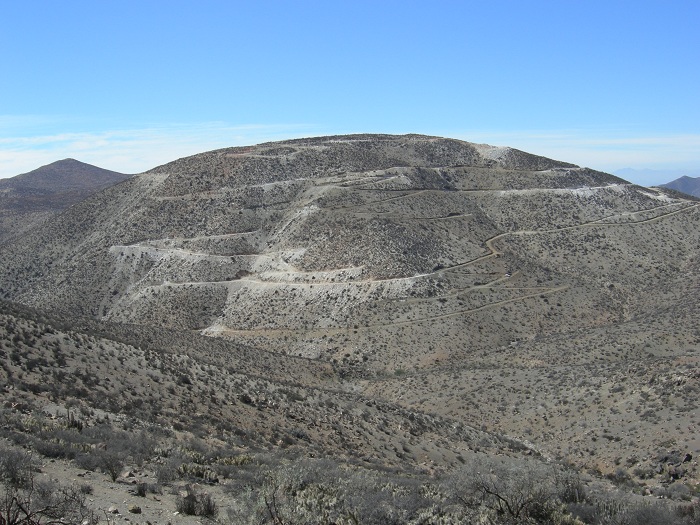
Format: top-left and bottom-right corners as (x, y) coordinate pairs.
(683, 453), (693, 463)
(128, 504), (142, 514)
(108, 506), (119, 514)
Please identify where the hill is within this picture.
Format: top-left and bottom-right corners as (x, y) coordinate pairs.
(1, 134), (699, 523)
(0, 159), (131, 243)
(661, 175), (700, 198)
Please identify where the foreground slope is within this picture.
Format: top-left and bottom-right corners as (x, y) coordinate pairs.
(1, 134), (699, 485)
(1, 299), (509, 470)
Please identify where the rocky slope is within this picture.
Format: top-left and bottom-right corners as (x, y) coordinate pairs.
(1, 134), (699, 496)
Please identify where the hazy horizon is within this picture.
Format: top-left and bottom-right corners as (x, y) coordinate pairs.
(2, 1), (698, 185)
(3, 139), (699, 188)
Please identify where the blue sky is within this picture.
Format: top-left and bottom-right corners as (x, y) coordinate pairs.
(1, 1), (698, 185)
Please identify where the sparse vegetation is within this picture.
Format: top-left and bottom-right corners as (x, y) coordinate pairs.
(1, 135), (699, 521)
(0, 446), (99, 524)
(176, 485), (218, 518)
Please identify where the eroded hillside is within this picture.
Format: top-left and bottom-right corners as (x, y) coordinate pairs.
(1, 134), (699, 503)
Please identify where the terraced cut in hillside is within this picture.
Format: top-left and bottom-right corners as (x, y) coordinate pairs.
(1, 134), (700, 500)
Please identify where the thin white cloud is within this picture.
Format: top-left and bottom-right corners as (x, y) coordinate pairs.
(0, 122), (315, 178)
(453, 129), (700, 180)
(1, 122), (699, 186)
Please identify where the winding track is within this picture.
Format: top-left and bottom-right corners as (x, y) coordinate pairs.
(206, 200), (699, 335)
(113, 180), (699, 335)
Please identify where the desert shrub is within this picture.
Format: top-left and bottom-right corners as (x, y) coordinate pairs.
(176, 485), (218, 518)
(178, 461), (219, 482)
(0, 446), (99, 525)
(48, 424), (155, 476)
(133, 481), (161, 498)
(555, 468), (587, 504)
(233, 462), (348, 525)
(677, 501), (700, 524)
(570, 495), (679, 525)
(346, 476), (434, 525)
(198, 492), (218, 518)
(0, 447), (34, 488)
(567, 502), (601, 524)
(445, 456), (588, 525)
(213, 454), (252, 479)
(632, 466), (655, 479)
(621, 503), (678, 525)
(136, 482), (147, 497)
(606, 467), (634, 487)
(653, 482), (692, 501)
(449, 457), (554, 522)
(156, 457), (184, 484)
(94, 449), (124, 481)
(82, 426), (155, 466)
(230, 458), (453, 525)
(177, 489), (199, 515)
(145, 482), (163, 495)
(74, 451), (101, 472)
(33, 438), (76, 459)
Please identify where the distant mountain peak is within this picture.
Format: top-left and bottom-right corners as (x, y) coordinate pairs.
(9, 158), (130, 190)
(660, 175), (700, 198)
(613, 167), (700, 187)
(0, 158), (132, 243)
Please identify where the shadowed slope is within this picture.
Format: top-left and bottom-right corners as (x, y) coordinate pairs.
(0, 159), (131, 243)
